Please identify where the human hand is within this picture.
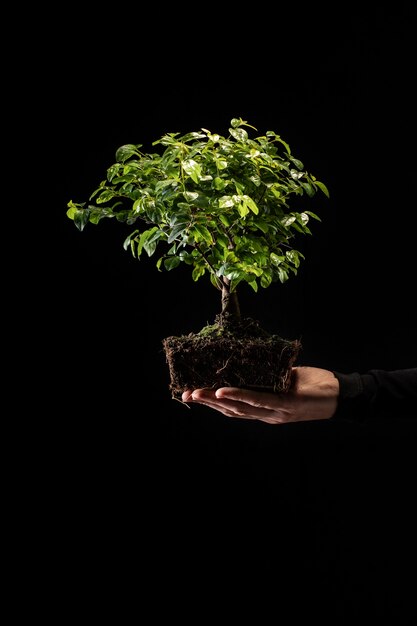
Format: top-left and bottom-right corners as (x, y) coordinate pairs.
(181, 366), (340, 425)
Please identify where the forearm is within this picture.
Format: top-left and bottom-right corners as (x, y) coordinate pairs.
(331, 368), (417, 422)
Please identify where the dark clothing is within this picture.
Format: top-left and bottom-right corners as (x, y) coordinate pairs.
(332, 368), (417, 422)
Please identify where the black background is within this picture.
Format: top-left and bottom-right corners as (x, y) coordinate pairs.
(35, 5), (417, 621)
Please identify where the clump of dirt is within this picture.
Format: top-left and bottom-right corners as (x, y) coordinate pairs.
(162, 314), (301, 400)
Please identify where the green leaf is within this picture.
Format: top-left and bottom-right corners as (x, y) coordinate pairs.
(192, 265), (206, 281)
(301, 181), (315, 197)
(66, 202), (78, 220)
(252, 219), (269, 234)
(218, 195), (234, 209)
(229, 127), (248, 142)
(286, 249), (301, 268)
(270, 253), (285, 266)
(115, 144), (141, 162)
(193, 224), (213, 245)
(95, 189), (118, 204)
(237, 202), (250, 218)
(164, 256), (181, 270)
(215, 158), (228, 170)
(229, 273), (245, 292)
(305, 211), (321, 221)
(289, 157), (304, 169)
(282, 215), (297, 227)
(315, 180), (330, 197)
(213, 177), (225, 190)
(298, 213), (310, 225)
(260, 271), (273, 288)
(144, 239), (158, 256)
(73, 209), (90, 231)
(123, 229), (139, 250)
(183, 191), (199, 203)
(277, 267), (289, 283)
(243, 195), (259, 215)
(210, 272), (222, 290)
(137, 227), (158, 257)
(182, 159), (202, 183)
(168, 224), (187, 244)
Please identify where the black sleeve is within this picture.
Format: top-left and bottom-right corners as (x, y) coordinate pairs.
(331, 368), (417, 422)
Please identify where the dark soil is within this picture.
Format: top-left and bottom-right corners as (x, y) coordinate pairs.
(162, 315), (301, 400)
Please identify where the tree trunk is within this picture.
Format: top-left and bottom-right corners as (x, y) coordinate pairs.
(221, 277), (240, 323)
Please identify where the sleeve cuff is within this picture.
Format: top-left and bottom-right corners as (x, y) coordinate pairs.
(331, 371), (377, 422)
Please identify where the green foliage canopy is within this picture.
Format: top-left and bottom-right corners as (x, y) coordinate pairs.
(67, 117), (329, 293)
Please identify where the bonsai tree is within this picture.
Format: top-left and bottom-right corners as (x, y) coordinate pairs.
(67, 117), (329, 399)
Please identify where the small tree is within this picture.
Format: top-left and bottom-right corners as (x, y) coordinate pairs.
(67, 117), (329, 397)
(67, 117), (328, 317)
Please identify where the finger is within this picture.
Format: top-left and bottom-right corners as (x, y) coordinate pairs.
(258, 417), (286, 425)
(182, 388), (218, 403)
(181, 389), (241, 416)
(215, 387), (292, 411)
(192, 390), (284, 421)
(189, 398), (256, 418)
(192, 397), (287, 423)
(181, 390), (194, 402)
